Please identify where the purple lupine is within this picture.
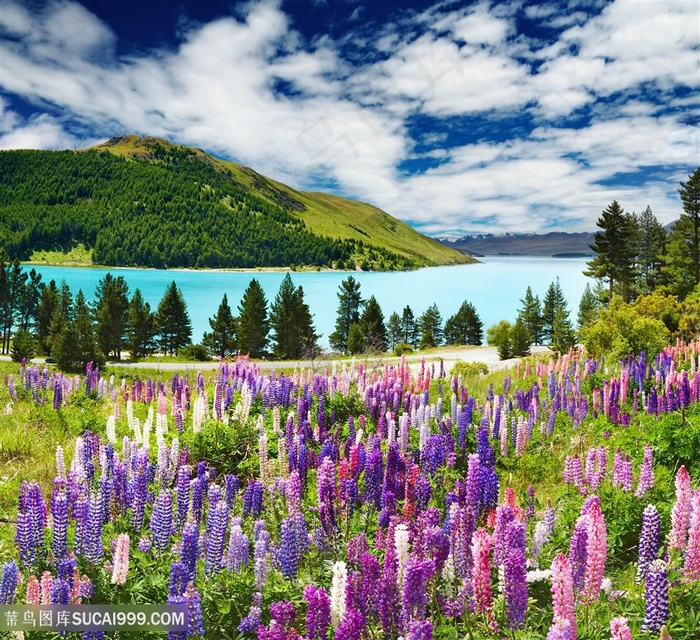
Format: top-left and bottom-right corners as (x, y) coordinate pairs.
(15, 512), (34, 568)
(254, 536), (269, 590)
(0, 561), (19, 604)
(175, 466), (190, 528)
(242, 480), (264, 519)
(270, 600), (295, 626)
(168, 561), (189, 598)
(238, 591), (263, 633)
(400, 557), (431, 629)
(317, 457), (337, 538)
(51, 578), (71, 605)
(84, 492), (104, 564)
(150, 491), (173, 553)
(204, 499), (228, 575)
(279, 517), (298, 580)
(286, 470), (302, 516)
(637, 504), (660, 583)
(180, 521), (199, 582)
(224, 474), (239, 509)
(407, 620), (432, 640)
(504, 520), (528, 629)
(493, 505), (515, 566)
(304, 584), (331, 640)
(642, 559), (669, 633)
(185, 583), (205, 637)
(51, 490), (69, 561)
(569, 516), (588, 592)
(191, 476), (204, 524)
(226, 517), (249, 572)
(129, 469), (148, 530)
(335, 608), (364, 640)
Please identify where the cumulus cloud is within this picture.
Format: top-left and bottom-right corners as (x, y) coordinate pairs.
(0, 0), (697, 235)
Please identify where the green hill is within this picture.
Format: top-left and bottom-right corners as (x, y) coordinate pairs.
(0, 135), (472, 271)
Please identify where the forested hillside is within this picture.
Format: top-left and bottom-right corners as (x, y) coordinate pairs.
(0, 137), (470, 270)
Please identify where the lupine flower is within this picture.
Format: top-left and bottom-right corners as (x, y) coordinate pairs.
(330, 560), (348, 630)
(169, 561), (189, 598)
(550, 553), (576, 639)
(609, 616), (633, 640)
(471, 527), (493, 618)
(180, 521), (198, 582)
(568, 516), (588, 592)
(238, 592), (262, 633)
(110, 534), (130, 585)
(637, 504), (660, 583)
(26, 574), (40, 605)
(185, 582), (205, 637)
(204, 499), (228, 575)
(401, 557), (431, 629)
(304, 584), (331, 640)
(335, 608), (364, 640)
(546, 619), (572, 640)
(682, 488), (700, 581)
(407, 619), (432, 640)
(582, 501), (607, 603)
(642, 559), (669, 633)
(635, 444), (654, 498)
(668, 466), (692, 550)
(280, 517), (298, 580)
(0, 561), (19, 604)
(150, 491), (173, 553)
(504, 520), (528, 630)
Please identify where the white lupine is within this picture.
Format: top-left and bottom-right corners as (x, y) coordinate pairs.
(272, 406), (281, 435)
(155, 412), (168, 441)
(193, 395), (206, 433)
(126, 400), (134, 432)
(395, 524), (410, 587)
(55, 446), (66, 480)
(387, 411), (395, 445)
(106, 415), (116, 444)
(132, 418), (142, 446)
(442, 552), (456, 596)
(330, 560), (347, 630)
(399, 413), (410, 451)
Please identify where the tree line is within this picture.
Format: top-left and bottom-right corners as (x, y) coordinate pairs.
(0, 145), (415, 271)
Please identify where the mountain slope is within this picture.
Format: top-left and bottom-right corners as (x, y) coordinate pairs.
(441, 232), (595, 257)
(0, 135), (472, 270)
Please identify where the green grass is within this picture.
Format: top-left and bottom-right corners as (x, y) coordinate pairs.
(26, 243), (93, 265)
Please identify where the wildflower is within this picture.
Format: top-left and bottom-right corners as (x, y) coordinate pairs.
(304, 584), (331, 640)
(504, 520), (528, 629)
(471, 527), (493, 618)
(550, 553), (576, 639)
(637, 504), (660, 583)
(635, 444), (654, 498)
(330, 560), (347, 630)
(682, 488), (700, 581)
(609, 616), (633, 640)
(0, 561), (19, 604)
(668, 466), (692, 550)
(642, 559), (669, 634)
(110, 534), (130, 585)
(582, 501), (607, 603)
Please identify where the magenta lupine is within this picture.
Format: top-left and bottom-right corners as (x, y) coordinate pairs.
(504, 520), (528, 630)
(610, 617), (633, 640)
(682, 488), (700, 581)
(471, 527), (493, 618)
(407, 619), (433, 640)
(110, 534), (130, 585)
(642, 559), (669, 634)
(635, 443), (654, 498)
(335, 608), (365, 640)
(668, 465), (692, 550)
(304, 584), (331, 640)
(636, 504), (660, 584)
(582, 500), (607, 603)
(317, 458), (338, 538)
(550, 553), (576, 640)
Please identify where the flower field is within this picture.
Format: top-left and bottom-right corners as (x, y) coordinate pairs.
(1, 345), (700, 639)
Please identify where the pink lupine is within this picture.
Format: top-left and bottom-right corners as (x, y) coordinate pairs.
(550, 553), (576, 639)
(471, 527), (493, 618)
(635, 444), (654, 498)
(110, 533), (130, 585)
(610, 616), (633, 640)
(582, 500), (607, 602)
(25, 574), (40, 604)
(40, 571), (53, 605)
(682, 488), (700, 581)
(668, 466), (692, 550)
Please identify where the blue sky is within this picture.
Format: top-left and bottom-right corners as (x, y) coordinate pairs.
(1, 0), (698, 236)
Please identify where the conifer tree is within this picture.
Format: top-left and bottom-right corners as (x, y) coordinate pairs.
(542, 278), (567, 342)
(418, 303), (443, 348)
(126, 289), (157, 359)
(518, 287), (544, 345)
(156, 281), (192, 356)
(53, 290), (104, 370)
(346, 322), (365, 355)
(400, 305), (419, 347)
(387, 312), (402, 351)
(35, 280), (58, 355)
(236, 279), (269, 358)
(510, 317), (531, 357)
(329, 276), (363, 353)
(269, 274), (319, 359)
(359, 295), (387, 352)
(94, 273), (130, 359)
(577, 283), (601, 329)
(203, 293), (237, 358)
(636, 205), (666, 294)
(663, 168), (700, 299)
(550, 307), (577, 353)
(444, 300), (484, 346)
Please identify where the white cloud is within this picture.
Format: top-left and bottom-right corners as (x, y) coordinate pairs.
(0, 0), (697, 235)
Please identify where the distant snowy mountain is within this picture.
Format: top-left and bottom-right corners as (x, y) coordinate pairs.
(439, 232), (595, 257)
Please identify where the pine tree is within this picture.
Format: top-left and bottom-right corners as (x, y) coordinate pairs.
(585, 201), (637, 302)
(550, 307), (577, 353)
(53, 290), (104, 371)
(35, 280), (58, 355)
(487, 320), (513, 360)
(126, 289), (157, 359)
(346, 322), (365, 355)
(401, 305), (419, 347)
(94, 273), (130, 359)
(269, 274), (319, 359)
(156, 281), (192, 356)
(518, 286), (544, 345)
(10, 330), (36, 363)
(444, 300), (484, 346)
(203, 293), (237, 358)
(0, 258), (26, 354)
(329, 276), (363, 354)
(510, 317), (531, 357)
(236, 279), (269, 358)
(542, 278), (567, 342)
(636, 205), (666, 294)
(359, 295), (387, 352)
(387, 312), (402, 351)
(17, 268), (43, 333)
(663, 168), (700, 299)
(577, 282), (601, 329)
(418, 303), (443, 349)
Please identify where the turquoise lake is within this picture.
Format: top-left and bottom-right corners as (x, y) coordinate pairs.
(28, 257), (591, 349)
